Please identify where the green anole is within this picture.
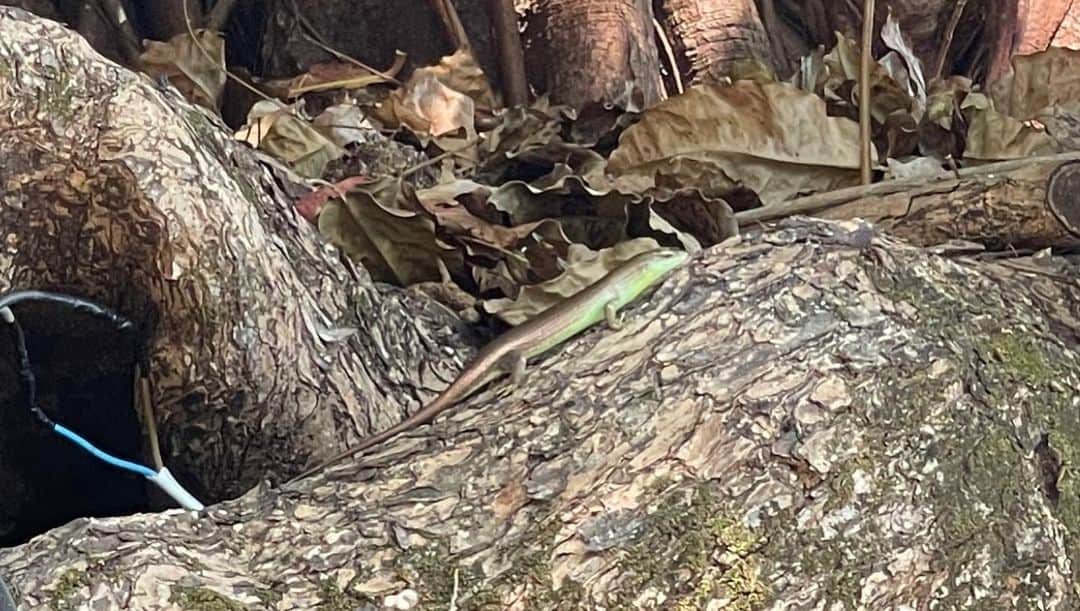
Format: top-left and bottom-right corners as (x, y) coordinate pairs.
(290, 248), (689, 483)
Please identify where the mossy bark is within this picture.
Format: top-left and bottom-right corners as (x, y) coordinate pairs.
(2, 7), (1080, 611)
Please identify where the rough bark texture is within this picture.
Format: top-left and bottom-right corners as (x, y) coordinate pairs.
(0, 7), (470, 511)
(523, 0), (663, 109)
(7, 7), (1080, 611)
(1015, 0), (1074, 55)
(737, 153), (1080, 251)
(7, 212), (1080, 609)
(657, 0), (773, 84)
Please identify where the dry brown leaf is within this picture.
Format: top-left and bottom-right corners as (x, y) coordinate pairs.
(416, 180), (541, 248)
(990, 47), (1080, 120)
(473, 259), (519, 301)
(234, 100), (281, 148)
(961, 92), (1059, 161)
(139, 29), (226, 109)
(479, 102), (568, 174)
(425, 48), (497, 109)
(379, 70), (476, 138)
(414, 180), (577, 285)
(294, 176), (374, 222)
(811, 27), (924, 158)
(880, 10), (926, 117)
(607, 81), (866, 205)
(821, 32), (919, 123)
(477, 100), (612, 186)
(369, 49), (496, 139)
(311, 104), (376, 147)
(918, 76), (972, 159)
(988, 47), (1080, 151)
(317, 178), (462, 285)
(490, 166), (700, 253)
(235, 100), (344, 178)
(925, 77), (972, 130)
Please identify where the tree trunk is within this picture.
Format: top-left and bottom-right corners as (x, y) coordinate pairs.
(656, 0), (773, 84)
(5, 7), (1080, 611)
(0, 6), (468, 517)
(523, 0), (663, 108)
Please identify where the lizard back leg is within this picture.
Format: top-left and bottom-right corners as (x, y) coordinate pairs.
(499, 350), (527, 386)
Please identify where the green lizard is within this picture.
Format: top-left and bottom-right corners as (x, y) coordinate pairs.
(290, 247), (689, 482)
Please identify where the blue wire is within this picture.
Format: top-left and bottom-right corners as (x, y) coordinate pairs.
(52, 424), (156, 479)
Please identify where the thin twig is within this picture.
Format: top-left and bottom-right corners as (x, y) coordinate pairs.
(205, 0), (240, 31)
(431, 0), (471, 50)
(734, 151), (1080, 226)
(401, 137), (480, 178)
(488, 0), (529, 106)
(859, 0), (876, 185)
(653, 17), (683, 96)
(932, 0), (968, 80)
(134, 364), (164, 470)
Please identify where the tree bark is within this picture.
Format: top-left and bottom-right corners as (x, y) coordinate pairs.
(5, 7), (1080, 611)
(737, 153), (1080, 251)
(0, 6), (468, 512)
(523, 0), (663, 109)
(656, 0), (773, 84)
(7, 206), (1080, 608)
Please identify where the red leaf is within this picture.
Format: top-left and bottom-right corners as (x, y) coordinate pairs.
(294, 176), (372, 222)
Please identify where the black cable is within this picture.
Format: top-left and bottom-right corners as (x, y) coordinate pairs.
(5, 319), (49, 427)
(0, 290), (135, 334)
(0, 289), (205, 508)
(1, 289), (137, 426)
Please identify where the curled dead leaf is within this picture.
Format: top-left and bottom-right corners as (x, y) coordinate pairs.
(370, 49), (495, 139)
(317, 177), (463, 285)
(961, 92), (1058, 161)
(607, 81), (867, 205)
(234, 100), (344, 178)
(139, 29), (226, 109)
(294, 176), (374, 223)
(490, 165), (700, 253)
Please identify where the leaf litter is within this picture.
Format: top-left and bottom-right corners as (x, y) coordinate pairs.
(135, 20), (1080, 326)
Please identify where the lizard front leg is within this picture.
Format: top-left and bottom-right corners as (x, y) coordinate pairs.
(604, 301), (623, 330)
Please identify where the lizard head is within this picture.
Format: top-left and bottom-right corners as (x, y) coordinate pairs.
(624, 247), (689, 293)
(643, 247), (689, 271)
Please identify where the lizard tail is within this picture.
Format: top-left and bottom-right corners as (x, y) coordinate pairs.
(286, 368), (499, 484)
